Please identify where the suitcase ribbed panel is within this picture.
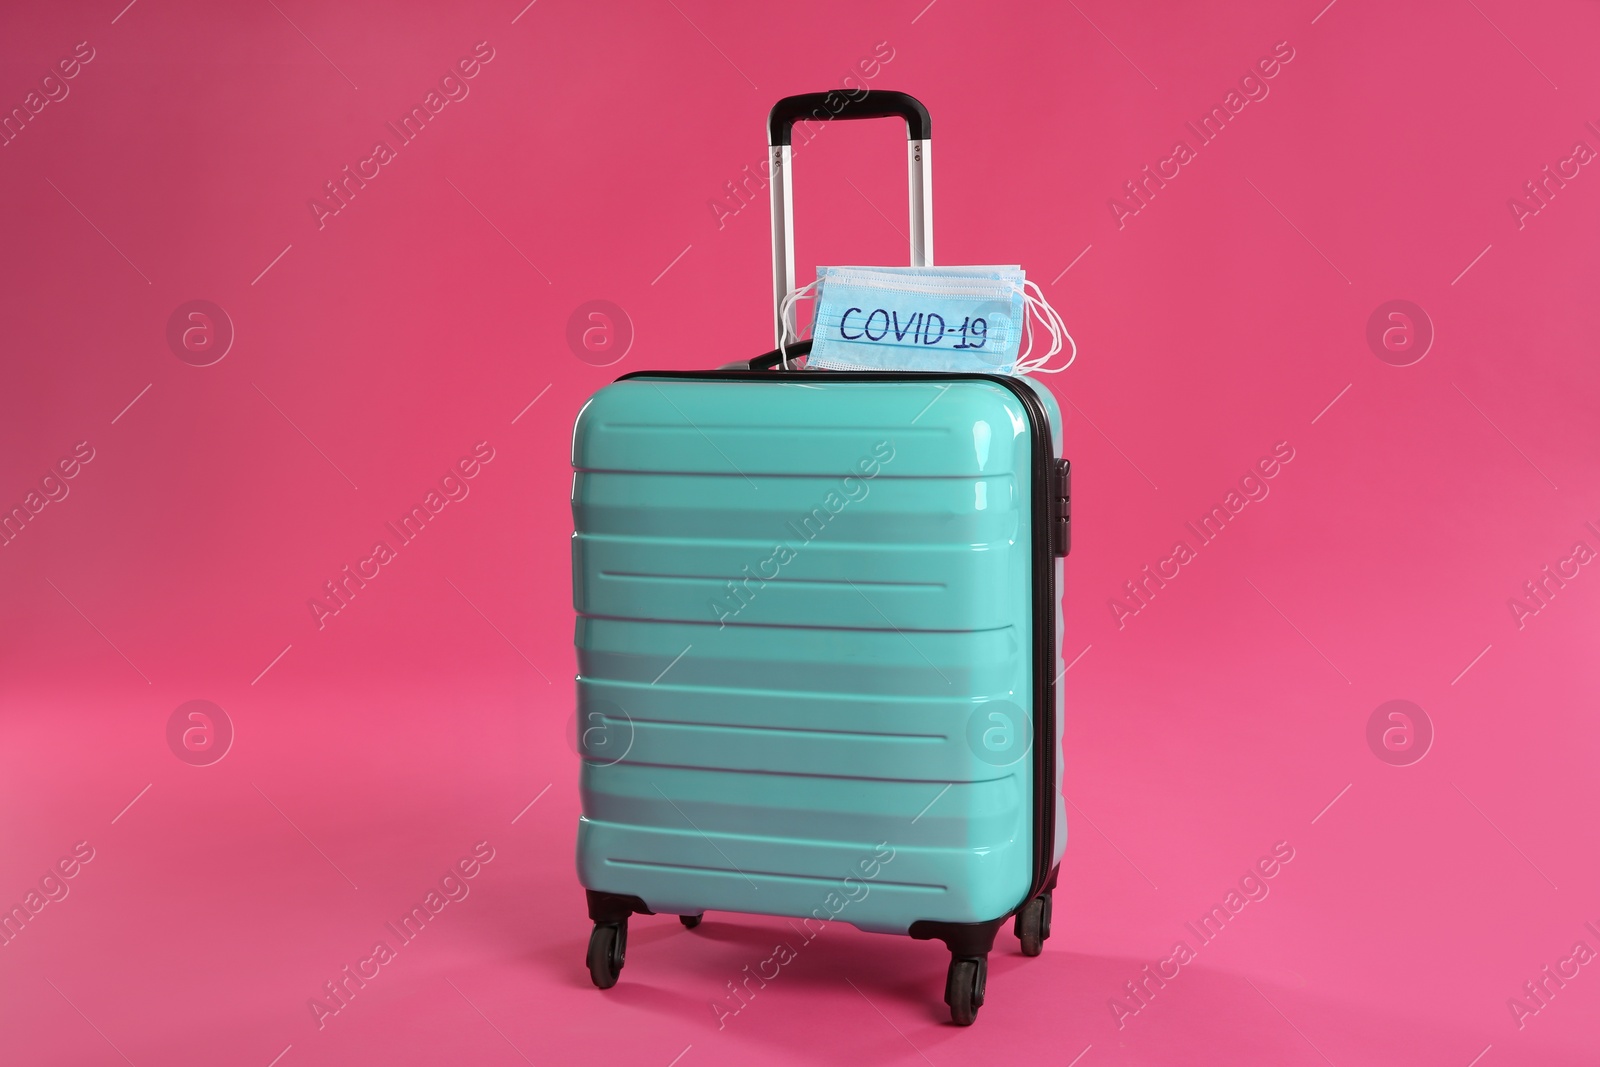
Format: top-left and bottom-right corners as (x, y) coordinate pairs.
(572, 379), (1039, 931)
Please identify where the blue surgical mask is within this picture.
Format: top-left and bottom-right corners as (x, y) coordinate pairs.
(792, 265), (1074, 375)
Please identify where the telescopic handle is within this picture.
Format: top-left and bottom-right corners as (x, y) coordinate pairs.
(767, 90), (933, 346)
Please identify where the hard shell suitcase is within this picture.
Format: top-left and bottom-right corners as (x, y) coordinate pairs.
(571, 91), (1070, 1026)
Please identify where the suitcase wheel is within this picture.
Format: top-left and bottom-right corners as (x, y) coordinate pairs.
(1014, 893), (1052, 957)
(944, 955), (987, 1026)
(679, 914), (703, 929)
(587, 921), (627, 989)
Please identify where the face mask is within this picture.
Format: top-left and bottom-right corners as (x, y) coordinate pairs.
(787, 265), (1075, 375)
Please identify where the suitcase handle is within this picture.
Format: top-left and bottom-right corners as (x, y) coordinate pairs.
(768, 90), (934, 346)
(767, 91), (931, 146)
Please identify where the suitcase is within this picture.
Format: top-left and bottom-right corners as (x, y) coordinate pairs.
(571, 90), (1070, 1026)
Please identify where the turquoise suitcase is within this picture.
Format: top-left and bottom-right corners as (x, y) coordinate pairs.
(571, 91), (1070, 1025)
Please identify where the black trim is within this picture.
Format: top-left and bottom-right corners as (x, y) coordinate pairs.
(615, 367), (1060, 921)
(586, 889), (653, 923)
(908, 916), (1003, 958)
(768, 90), (931, 147)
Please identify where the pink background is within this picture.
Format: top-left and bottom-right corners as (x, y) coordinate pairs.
(3, 0), (1598, 1064)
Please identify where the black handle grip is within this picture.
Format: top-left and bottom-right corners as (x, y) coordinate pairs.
(742, 340), (813, 369)
(767, 90), (931, 147)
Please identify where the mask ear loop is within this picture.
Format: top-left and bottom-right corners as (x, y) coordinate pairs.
(1018, 284), (1058, 370)
(1018, 287), (1036, 368)
(1015, 280), (1076, 374)
(778, 278), (820, 369)
(1011, 281), (1050, 372)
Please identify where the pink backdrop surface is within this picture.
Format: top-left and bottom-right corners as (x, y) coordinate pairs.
(2, 0), (1598, 1064)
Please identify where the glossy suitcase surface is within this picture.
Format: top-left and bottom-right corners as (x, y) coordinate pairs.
(570, 92), (1069, 1025)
